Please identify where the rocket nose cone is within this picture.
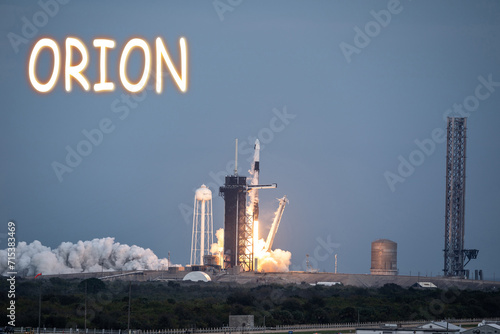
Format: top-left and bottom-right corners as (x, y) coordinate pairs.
(255, 139), (260, 150)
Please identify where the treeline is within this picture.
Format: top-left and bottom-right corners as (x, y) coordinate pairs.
(0, 278), (499, 329)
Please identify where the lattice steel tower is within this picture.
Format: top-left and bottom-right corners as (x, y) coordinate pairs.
(443, 117), (478, 277)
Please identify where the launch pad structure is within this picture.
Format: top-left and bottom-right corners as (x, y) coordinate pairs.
(219, 174), (251, 270)
(219, 139), (277, 271)
(443, 117), (478, 278)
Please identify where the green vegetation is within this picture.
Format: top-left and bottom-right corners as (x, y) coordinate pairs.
(1, 278), (499, 330)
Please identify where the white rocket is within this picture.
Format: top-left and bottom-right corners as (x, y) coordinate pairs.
(251, 139), (260, 220)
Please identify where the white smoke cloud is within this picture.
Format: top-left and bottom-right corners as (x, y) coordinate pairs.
(210, 228), (224, 256)
(0, 237), (170, 277)
(253, 236), (292, 273)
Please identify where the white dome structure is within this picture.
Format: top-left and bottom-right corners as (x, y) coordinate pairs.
(183, 271), (211, 282)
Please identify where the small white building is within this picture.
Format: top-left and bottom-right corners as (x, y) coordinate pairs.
(462, 324), (500, 334)
(310, 282), (342, 286)
(419, 321), (465, 333)
(229, 315), (254, 328)
(357, 326), (459, 334)
(412, 282), (438, 289)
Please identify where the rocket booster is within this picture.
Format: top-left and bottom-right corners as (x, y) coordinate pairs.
(251, 139), (260, 221)
(253, 139), (260, 176)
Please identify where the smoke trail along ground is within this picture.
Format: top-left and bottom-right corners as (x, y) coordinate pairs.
(0, 237), (171, 276)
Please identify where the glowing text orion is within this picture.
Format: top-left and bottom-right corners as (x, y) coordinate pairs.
(28, 37), (188, 94)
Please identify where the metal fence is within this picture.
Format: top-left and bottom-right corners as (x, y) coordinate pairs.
(16, 318), (500, 334)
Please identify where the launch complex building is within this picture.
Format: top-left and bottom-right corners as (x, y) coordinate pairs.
(219, 140), (279, 271)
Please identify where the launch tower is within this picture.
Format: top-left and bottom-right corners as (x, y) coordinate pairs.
(443, 117), (478, 277)
(219, 140), (276, 271)
(220, 174), (251, 270)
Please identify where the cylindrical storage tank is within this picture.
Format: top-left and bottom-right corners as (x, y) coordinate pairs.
(195, 184), (212, 201)
(370, 239), (398, 275)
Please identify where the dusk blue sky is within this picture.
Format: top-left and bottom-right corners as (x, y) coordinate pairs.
(1, 1), (499, 278)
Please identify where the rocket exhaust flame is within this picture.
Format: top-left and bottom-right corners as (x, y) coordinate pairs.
(211, 225), (291, 273)
(254, 220), (259, 256)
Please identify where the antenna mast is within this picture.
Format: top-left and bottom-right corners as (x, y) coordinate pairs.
(234, 139), (238, 175)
